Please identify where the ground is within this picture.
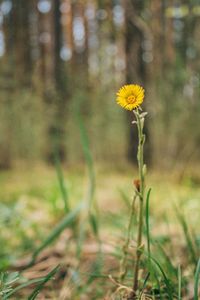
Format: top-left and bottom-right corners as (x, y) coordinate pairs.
(0, 163), (199, 299)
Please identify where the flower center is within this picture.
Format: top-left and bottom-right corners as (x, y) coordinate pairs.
(127, 95), (136, 104)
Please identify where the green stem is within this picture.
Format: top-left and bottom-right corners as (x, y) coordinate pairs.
(120, 192), (137, 281)
(132, 109), (145, 297)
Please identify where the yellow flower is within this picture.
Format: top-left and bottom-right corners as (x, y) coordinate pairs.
(116, 84), (145, 111)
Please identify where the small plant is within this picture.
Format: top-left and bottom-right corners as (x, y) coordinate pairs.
(0, 271), (19, 298)
(0, 267), (59, 299)
(116, 84), (147, 298)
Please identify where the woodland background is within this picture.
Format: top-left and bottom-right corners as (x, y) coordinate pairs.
(0, 0), (200, 170)
(0, 1), (199, 299)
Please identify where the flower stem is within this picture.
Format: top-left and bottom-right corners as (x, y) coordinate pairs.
(132, 110), (146, 297)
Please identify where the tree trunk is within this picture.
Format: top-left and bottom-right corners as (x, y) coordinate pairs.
(125, 0), (151, 164)
(44, 0), (68, 163)
(11, 0), (32, 87)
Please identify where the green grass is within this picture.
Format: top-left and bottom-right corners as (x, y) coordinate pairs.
(0, 165), (199, 298)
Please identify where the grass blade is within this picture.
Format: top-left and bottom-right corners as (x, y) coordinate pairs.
(89, 213), (99, 237)
(194, 258), (200, 300)
(176, 209), (197, 265)
(145, 188), (152, 260)
(31, 204), (83, 263)
(139, 272), (150, 299)
(178, 265), (182, 300)
(149, 255), (174, 300)
(156, 242), (177, 276)
(76, 111), (100, 242)
(76, 218), (87, 259)
(4, 278), (44, 299)
(153, 271), (164, 300)
(28, 265), (59, 300)
(54, 154), (70, 213)
(77, 113), (96, 209)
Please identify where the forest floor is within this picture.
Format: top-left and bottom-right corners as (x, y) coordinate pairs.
(0, 163), (200, 299)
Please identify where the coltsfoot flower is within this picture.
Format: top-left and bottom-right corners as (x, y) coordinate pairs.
(116, 84), (145, 111)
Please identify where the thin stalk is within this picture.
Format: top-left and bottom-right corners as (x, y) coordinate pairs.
(178, 265), (182, 300)
(145, 188), (152, 267)
(194, 258), (200, 300)
(132, 110), (146, 297)
(120, 192), (137, 281)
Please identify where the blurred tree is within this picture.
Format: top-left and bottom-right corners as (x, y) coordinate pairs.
(48, 0), (69, 162)
(54, 0), (67, 93)
(0, 0), (199, 167)
(70, 1), (89, 89)
(11, 0), (33, 86)
(125, 0), (151, 164)
(37, 0), (54, 91)
(0, 0), (33, 168)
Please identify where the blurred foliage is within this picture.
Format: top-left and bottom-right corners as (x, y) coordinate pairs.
(0, 166), (199, 298)
(0, 0), (199, 168)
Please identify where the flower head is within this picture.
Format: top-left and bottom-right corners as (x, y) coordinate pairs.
(116, 84), (145, 111)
